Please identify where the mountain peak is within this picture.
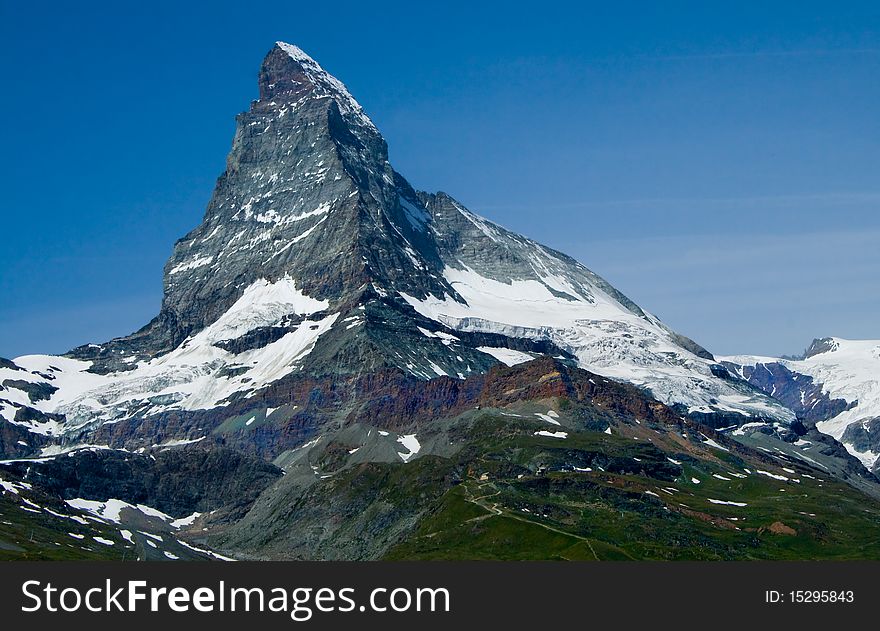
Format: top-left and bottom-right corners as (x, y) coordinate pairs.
(259, 42), (376, 131)
(274, 41), (316, 64)
(803, 337), (840, 359)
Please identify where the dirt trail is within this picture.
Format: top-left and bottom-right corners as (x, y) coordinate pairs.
(462, 480), (601, 560)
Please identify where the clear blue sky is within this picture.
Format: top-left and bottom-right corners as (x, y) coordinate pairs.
(1, 1), (878, 359)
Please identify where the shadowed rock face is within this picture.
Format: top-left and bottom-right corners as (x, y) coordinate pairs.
(803, 337), (840, 359)
(843, 418), (880, 457)
(720, 360), (852, 425)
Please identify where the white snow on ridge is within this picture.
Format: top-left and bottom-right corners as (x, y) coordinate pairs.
(755, 470), (789, 482)
(170, 512), (202, 529)
(723, 338), (880, 469)
(1, 405), (65, 436)
(534, 412), (561, 426)
(10, 278), (337, 432)
(476, 346), (534, 366)
(198, 275), (328, 343)
(399, 196), (430, 231)
(0, 476), (32, 495)
(450, 200), (503, 243)
(152, 437), (206, 449)
(418, 327), (460, 345)
(8, 356), (108, 425)
(64, 498), (173, 524)
(700, 435), (729, 452)
(176, 539), (236, 562)
(275, 42), (377, 132)
(38, 443), (122, 458)
(401, 264), (794, 423)
(65, 498), (205, 533)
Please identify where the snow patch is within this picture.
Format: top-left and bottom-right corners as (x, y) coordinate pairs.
(534, 412), (561, 426)
(534, 430), (568, 439)
(65, 498), (172, 523)
(169, 255), (213, 275)
(756, 470), (789, 481)
(170, 512), (202, 529)
(708, 499), (747, 507)
(476, 346), (534, 366)
(397, 434), (421, 462)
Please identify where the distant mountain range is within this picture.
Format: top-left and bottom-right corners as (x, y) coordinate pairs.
(723, 337), (880, 471)
(2, 43), (878, 560)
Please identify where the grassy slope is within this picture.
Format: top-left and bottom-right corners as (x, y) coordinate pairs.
(384, 412), (880, 560)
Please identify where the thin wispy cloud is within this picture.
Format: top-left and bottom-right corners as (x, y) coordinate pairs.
(644, 48), (880, 62)
(475, 191), (880, 213)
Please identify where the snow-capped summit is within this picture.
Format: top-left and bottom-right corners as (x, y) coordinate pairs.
(0, 43), (795, 455)
(263, 42), (377, 132)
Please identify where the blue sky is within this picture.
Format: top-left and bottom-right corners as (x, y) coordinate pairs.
(1, 1), (878, 358)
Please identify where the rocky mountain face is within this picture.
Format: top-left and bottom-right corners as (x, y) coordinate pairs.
(2, 43), (879, 560)
(723, 338), (880, 473)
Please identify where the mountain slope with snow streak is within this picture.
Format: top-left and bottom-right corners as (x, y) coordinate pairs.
(399, 240), (792, 423)
(1, 277), (336, 443)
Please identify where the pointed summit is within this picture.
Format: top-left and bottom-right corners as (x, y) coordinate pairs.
(259, 42), (376, 132)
